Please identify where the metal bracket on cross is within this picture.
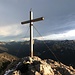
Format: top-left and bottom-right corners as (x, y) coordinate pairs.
(21, 10), (44, 58)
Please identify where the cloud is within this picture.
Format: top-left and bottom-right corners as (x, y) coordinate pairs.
(0, 24), (20, 36)
(0, 0), (30, 26)
(0, 0), (75, 41)
(21, 29), (75, 41)
(0, 24), (29, 41)
(43, 29), (75, 40)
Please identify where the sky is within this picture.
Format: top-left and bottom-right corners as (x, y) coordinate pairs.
(0, 0), (75, 41)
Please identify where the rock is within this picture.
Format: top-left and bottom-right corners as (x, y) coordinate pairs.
(40, 64), (54, 75)
(4, 56), (75, 75)
(15, 56), (54, 75)
(54, 61), (60, 67)
(47, 59), (75, 75)
(69, 66), (74, 71)
(12, 70), (21, 75)
(35, 71), (41, 75)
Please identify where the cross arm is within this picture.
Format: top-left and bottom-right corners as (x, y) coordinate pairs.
(21, 17), (44, 24)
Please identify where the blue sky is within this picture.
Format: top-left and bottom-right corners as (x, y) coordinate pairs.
(0, 0), (75, 41)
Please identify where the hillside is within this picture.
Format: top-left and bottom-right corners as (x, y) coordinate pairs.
(0, 52), (18, 75)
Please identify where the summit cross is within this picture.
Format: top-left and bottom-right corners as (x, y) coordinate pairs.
(21, 10), (44, 58)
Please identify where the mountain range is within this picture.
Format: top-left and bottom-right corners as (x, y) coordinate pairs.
(0, 40), (75, 74)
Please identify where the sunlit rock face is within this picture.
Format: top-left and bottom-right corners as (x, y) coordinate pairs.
(46, 59), (75, 75)
(5, 56), (54, 75)
(4, 56), (75, 75)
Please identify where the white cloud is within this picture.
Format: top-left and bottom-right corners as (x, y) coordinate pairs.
(0, 24), (28, 37)
(21, 29), (75, 41)
(43, 29), (75, 40)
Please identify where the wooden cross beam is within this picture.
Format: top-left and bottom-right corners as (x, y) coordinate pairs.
(21, 10), (44, 58)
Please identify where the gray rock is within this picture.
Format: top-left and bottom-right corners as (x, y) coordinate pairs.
(4, 56), (75, 75)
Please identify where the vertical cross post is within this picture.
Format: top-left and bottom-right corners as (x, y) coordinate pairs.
(30, 10), (33, 57)
(21, 10), (44, 58)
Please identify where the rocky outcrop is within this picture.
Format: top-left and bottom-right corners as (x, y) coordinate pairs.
(15, 56), (54, 75)
(46, 59), (75, 75)
(4, 56), (75, 75)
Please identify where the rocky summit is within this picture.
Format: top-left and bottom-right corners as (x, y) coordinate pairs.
(4, 56), (75, 75)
